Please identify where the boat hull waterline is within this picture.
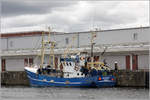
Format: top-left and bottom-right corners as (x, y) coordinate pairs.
(25, 69), (116, 87)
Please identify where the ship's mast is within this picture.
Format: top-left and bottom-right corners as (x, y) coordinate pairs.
(40, 27), (55, 69)
(50, 42), (55, 69)
(90, 30), (96, 68)
(48, 27), (51, 65)
(40, 31), (45, 69)
(48, 27), (55, 69)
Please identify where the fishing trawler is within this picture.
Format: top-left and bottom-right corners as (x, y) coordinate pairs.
(24, 28), (116, 87)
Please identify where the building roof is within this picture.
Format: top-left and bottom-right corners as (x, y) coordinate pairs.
(0, 31), (64, 38)
(1, 26), (149, 38)
(72, 26), (150, 34)
(1, 31), (43, 38)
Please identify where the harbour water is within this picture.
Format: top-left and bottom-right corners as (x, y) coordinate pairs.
(1, 86), (149, 100)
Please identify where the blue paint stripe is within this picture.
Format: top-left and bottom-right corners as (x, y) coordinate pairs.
(27, 75), (82, 84)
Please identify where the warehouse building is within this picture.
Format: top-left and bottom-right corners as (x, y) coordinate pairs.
(0, 26), (149, 71)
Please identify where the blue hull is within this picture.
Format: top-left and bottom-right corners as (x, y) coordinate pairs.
(97, 76), (116, 87)
(25, 70), (116, 87)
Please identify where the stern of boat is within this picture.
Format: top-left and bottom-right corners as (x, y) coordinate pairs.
(96, 75), (116, 87)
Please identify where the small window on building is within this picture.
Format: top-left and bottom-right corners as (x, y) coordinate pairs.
(133, 33), (138, 40)
(10, 41), (13, 47)
(65, 37), (69, 44)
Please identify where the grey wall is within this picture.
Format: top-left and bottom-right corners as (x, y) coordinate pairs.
(1, 36), (42, 50)
(1, 38), (8, 50)
(138, 54), (149, 70)
(6, 58), (24, 71)
(1, 27), (149, 71)
(54, 33), (78, 48)
(1, 27), (149, 50)
(101, 55), (126, 69)
(8, 36), (42, 50)
(3, 53), (149, 71)
(95, 28), (150, 45)
(79, 33), (91, 47)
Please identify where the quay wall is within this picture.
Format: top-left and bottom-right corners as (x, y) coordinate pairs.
(1, 71), (29, 86)
(1, 70), (149, 87)
(113, 70), (149, 88)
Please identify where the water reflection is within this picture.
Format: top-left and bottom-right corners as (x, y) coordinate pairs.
(1, 86), (149, 100)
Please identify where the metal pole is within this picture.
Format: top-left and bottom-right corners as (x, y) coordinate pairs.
(91, 31), (94, 68)
(40, 32), (45, 69)
(52, 43), (55, 69)
(48, 27), (51, 66)
(91, 43), (94, 58)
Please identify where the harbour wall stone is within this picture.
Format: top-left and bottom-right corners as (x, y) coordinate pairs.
(1, 71), (29, 86)
(112, 70), (149, 87)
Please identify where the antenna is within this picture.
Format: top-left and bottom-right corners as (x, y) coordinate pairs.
(48, 26), (51, 42)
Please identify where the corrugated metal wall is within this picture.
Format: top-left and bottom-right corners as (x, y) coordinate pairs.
(1, 27), (149, 71)
(138, 54), (149, 70)
(2, 54), (149, 71)
(6, 58), (24, 71)
(1, 27), (150, 50)
(101, 55), (126, 69)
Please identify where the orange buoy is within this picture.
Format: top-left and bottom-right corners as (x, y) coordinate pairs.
(111, 78), (114, 81)
(98, 77), (102, 81)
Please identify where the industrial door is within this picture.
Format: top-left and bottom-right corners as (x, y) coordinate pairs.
(29, 58), (33, 65)
(55, 57), (58, 69)
(24, 58), (28, 66)
(126, 55), (130, 70)
(1, 59), (6, 72)
(132, 55), (138, 70)
(24, 58), (33, 66)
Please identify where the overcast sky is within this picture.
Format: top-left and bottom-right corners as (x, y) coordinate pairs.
(1, 0), (149, 33)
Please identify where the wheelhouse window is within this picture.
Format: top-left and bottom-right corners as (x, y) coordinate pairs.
(65, 37), (69, 44)
(69, 62), (72, 66)
(66, 62), (69, 66)
(133, 33), (138, 40)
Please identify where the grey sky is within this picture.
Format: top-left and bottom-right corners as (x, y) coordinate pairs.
(1, 0), (149, 33)
(2, 0), (77, 17)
